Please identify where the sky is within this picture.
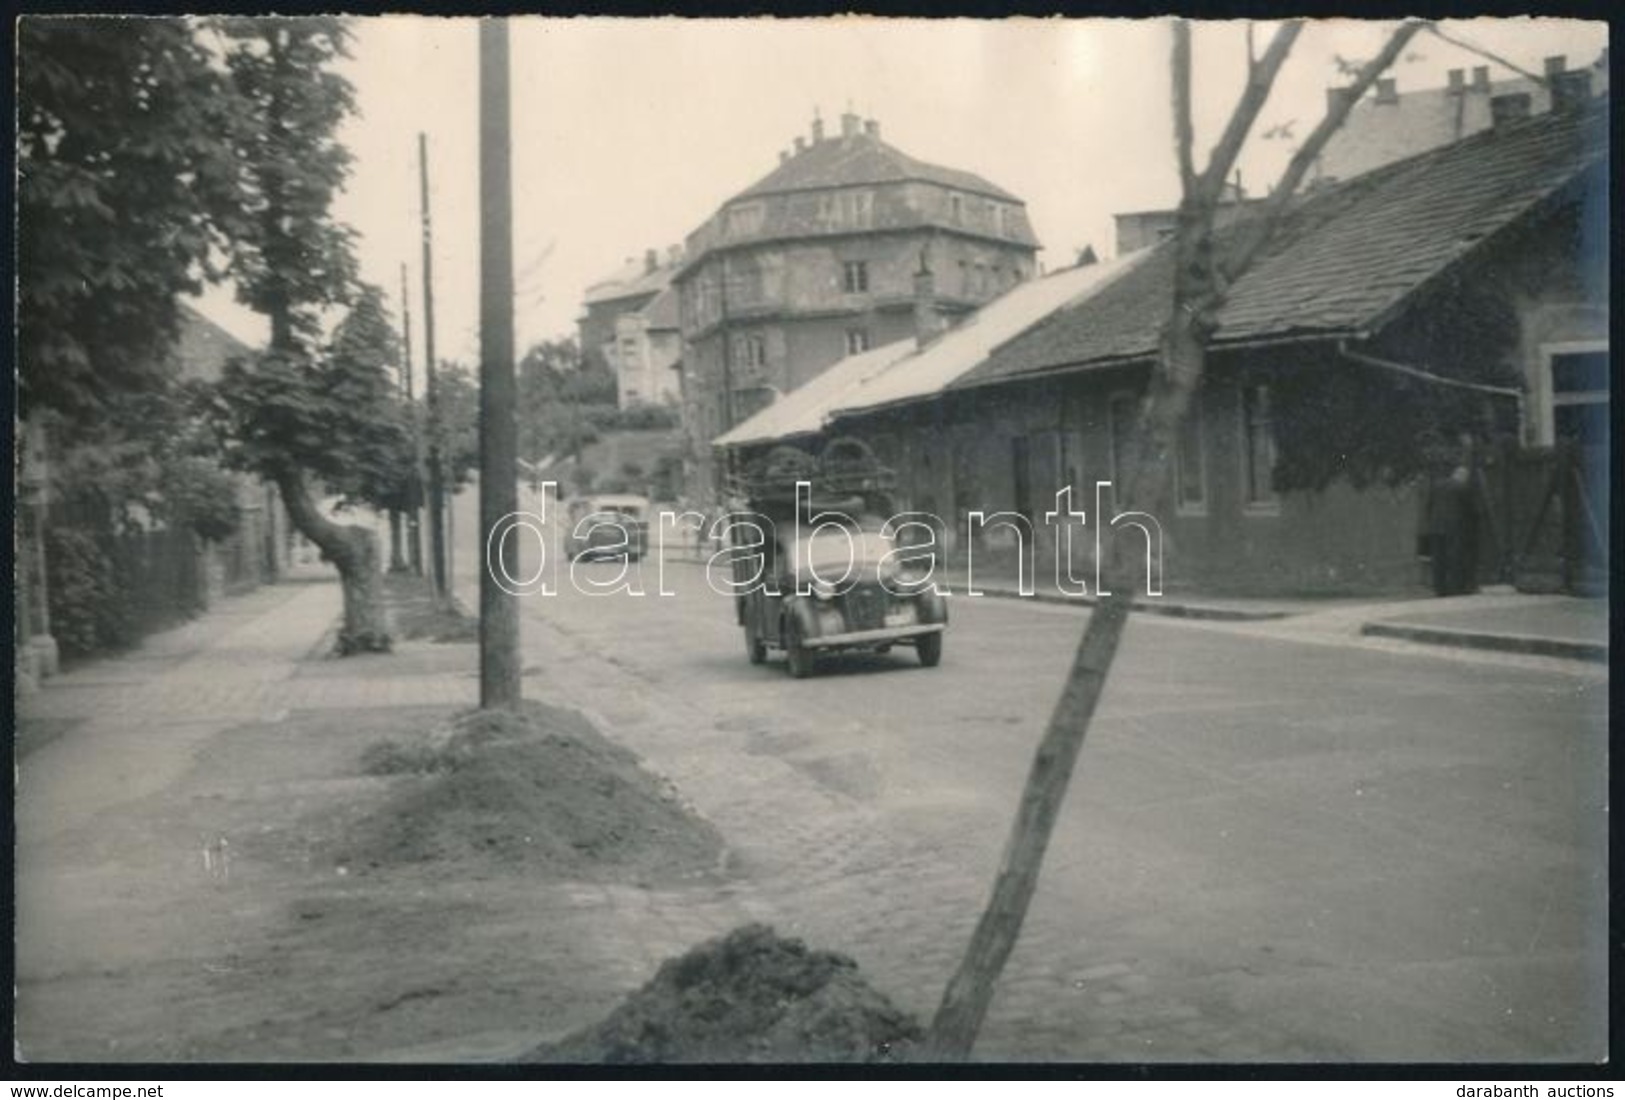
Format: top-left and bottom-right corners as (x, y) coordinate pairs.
(190, 16), (1607, 367)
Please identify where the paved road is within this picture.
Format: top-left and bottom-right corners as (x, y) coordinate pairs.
(441, 487), (1607, 1061)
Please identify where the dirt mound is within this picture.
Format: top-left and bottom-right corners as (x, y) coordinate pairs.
(336, 702), (724, 881)
(522, 924), (922, 1064)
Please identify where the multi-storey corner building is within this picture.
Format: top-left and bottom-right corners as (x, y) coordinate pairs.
(579, 247), (684, 409)
(674, 110), (1040, 498)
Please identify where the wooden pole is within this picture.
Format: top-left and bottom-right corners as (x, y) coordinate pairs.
(400, 261), (424, 575)
(420, 131), (448, 599)
(478, 17), (522, 709)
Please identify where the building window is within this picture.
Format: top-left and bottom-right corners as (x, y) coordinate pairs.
(734, 332), (768, 369)
(845, 328), (870, 355)
(835, 189), (874, 227)
(732, 385), (776, 422)
(1240, 383), (1279, 510)
(1543, 345), (1609, 447)
(1175, 403), (1207, 513)
(843, 260), (869, 294)
(950, 193), (964, 224)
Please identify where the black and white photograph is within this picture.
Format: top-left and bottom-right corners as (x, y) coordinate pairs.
(11, 11), (1611, 1073)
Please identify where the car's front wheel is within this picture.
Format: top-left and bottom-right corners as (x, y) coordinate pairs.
(916, 631), (943, 668)
(785, 620), (816, 679)
(744, 614), (767, 665)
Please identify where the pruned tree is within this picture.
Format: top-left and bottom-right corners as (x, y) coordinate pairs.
(200, 17), (399, 653)
(207, 282), (419, 653)
(926, 17), (1425, 1059)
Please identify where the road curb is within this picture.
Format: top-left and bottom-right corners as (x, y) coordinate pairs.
(1359, 620), (1608, 663)
(969, 585), (1293, 622)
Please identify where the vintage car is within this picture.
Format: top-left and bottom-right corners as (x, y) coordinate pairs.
(564, 493), (650, 562)
(730, 440), (946, 678)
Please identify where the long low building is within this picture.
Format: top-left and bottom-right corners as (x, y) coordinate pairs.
(715, 99), (1607, 597)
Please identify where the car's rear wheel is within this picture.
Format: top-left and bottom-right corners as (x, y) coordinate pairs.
(916, 631), (943, 668)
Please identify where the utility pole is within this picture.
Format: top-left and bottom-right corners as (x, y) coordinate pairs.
(391, 261), (419, 571)
(419, 131), (448, 600)
(478, 17), (522, 709)
(398, 262), (423, 575)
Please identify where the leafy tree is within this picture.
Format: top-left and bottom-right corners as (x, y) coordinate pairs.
(428, 363), (482, 492)
(517, 337), (617, 463)
(320, 286), (419, 515)
(47, 380), (241, 543)
(17, 16), (240, 423)
(203, 17), (392, 654)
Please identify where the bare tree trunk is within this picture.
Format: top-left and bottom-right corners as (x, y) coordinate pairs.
(925, 17), (1422, 1060)
(273, 465), (391, 655)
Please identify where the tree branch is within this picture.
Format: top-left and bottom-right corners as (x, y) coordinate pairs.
(1172, 20), (1196, 198)
(1193, 20), (1301, 208)
(1221, 19), (1424, 281)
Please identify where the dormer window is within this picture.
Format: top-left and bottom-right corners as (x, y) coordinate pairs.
(726, 201), (765, 238)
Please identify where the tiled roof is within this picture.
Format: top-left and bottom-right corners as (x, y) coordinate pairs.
(583, 258), (679, 307)
(836, 254), (1147, 417)
(641, 284), (680, 331)
(736, 129), (1020, 203)
(174, 302), (254, 382)
(1317, 54), (1607, 183)
(959, 104), (1605, 391)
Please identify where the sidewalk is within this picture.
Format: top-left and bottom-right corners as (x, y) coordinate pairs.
(15, 571), (339, 760)
(14, 569), (765, 1063)
(1359, 591), (1608, 663)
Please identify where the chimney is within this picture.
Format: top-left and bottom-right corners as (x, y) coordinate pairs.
(1447, 68), (1464, 94)
(912, 250), (946, 348)
(864, 119), (880, 139)
(840, 110), (860, 138)
(1375, 77), (1398, 104)
(1472, 65), (1490, 92)
(1326, 86), (1355, 114)
(1550, 69), (1594, 112)
(1544, 55), (1567, 78)
(645, 248), (659, 274)
(779, 150), (790, 165)
(794, 136), (807, 155)
(811, 112), (825, 144)
(1490, 92), (1532, 127)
